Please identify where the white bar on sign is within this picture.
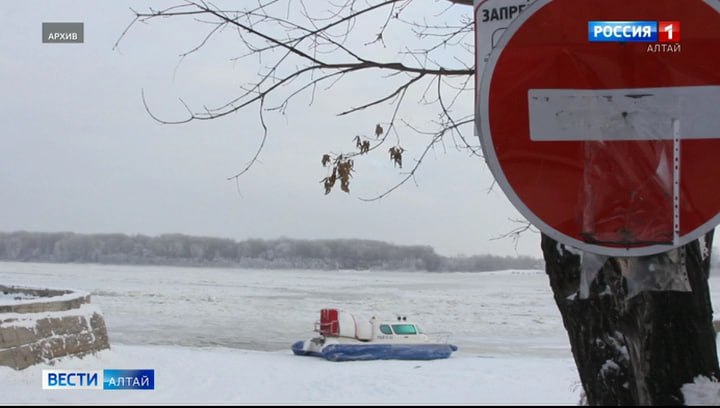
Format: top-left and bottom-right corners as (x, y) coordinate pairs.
(528, 86), (720, 141)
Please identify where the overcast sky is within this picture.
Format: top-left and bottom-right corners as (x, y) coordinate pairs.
(0, 1), (543, 258)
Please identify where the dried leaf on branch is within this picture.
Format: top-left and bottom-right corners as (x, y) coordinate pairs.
(320, 169), (337, 195)
(375, 124), (384, 137)
(389, 146), (404, 168)
(321, 154), (331, 167)
(360, 140), (370, 154)
(320, 155), (354, 194)
(352, 136), (371, 154)
(337, 158), (354, 193)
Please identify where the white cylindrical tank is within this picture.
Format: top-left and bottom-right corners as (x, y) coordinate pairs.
(337, 311), (357, 338)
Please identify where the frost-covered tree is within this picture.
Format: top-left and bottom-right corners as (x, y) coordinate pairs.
(117, 0), (719, 404)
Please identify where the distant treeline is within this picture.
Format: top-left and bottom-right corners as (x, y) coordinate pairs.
(0, 231), (543, 272)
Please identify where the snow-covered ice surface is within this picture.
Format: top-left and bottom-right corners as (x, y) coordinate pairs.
(0, 261), (719, 404)
(0, 286), (88, 306)
(0, 263), (569, 356)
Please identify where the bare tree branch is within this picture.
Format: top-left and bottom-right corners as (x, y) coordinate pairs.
(491, 218), (539, 252)
(117, 0), (476, 199)
(359, 118), (473, 201)
(227, 97), (268, 181)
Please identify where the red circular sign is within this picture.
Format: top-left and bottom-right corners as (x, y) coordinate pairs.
(479, 0), (720, 256)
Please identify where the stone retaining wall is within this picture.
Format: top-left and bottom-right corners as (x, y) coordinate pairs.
(0, 285), (110, 370)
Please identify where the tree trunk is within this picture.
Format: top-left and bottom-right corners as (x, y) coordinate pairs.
(542, 232), (719, 405)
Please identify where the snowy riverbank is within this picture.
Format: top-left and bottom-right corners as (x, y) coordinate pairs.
(1, 344), (582, 404)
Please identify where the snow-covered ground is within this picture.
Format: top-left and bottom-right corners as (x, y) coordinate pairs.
(0, 344), (582, 404)
(0, 291), (39, 305)
(1, 262), (719, 404)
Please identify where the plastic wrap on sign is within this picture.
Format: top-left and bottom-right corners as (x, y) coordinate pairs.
(579, 252), (607, 299)
(620, 248), (690, 299)
(579, 139), (673, 247)
(576, 246), (690, 300)
(477, 0), (720, 257)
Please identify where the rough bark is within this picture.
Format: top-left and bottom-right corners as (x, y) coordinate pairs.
(542, 232), (719, 405)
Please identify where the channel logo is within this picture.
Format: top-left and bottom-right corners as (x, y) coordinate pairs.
(42, 369), (154, 390)
(658, 21), (680, 43)
(588, 21), (680, 43)
(103, 369), (154, 390)
(42, 370), (102, 390)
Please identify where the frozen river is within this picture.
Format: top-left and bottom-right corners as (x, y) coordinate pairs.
(1, 262), (719, 358)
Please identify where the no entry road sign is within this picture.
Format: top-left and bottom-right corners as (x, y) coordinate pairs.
(477, 0), (720, 256)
